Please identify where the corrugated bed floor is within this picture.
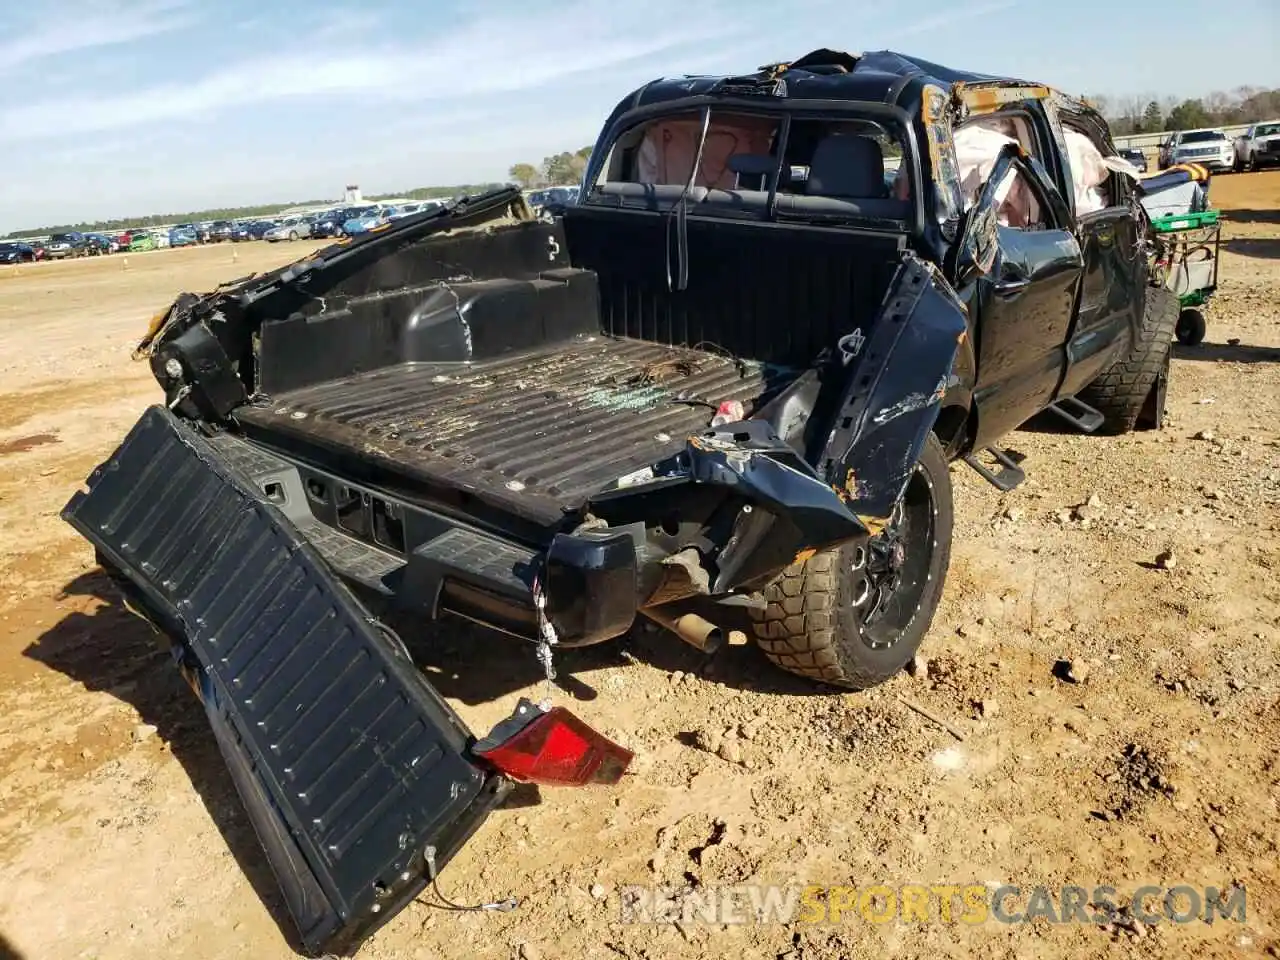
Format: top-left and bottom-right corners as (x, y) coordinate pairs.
(238, 336), (795, 520)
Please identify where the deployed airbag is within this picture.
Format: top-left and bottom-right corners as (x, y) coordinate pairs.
(637, 116), (775, 189)
(953, 120), (1038, 227)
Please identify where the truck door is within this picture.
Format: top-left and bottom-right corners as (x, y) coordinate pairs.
(1053, 116), (1146, 399)
(958, 146), (1085, 447)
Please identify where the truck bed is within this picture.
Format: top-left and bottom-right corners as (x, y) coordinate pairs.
(237, 335), (795, 525)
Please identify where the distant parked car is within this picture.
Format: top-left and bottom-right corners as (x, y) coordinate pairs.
(206, 220), (234, 242)
(388, 200), (446, 221)
(0, 242), (35, 264)
(1232, 120), (1280, 172)
(308, 211), (349, 239)
(171, 223), (208, 243)
(1158, 129), (1234, 172)
(387, 202), (422, 220)
(263, 216), (311, 242)
(525, 186), (578, 217)
(1118, 148), (1148, 173)
(341, 206), (387, 236)
(169, 227), (199, 247)
(44, 232), (88, 259)
(128, 232), (157, 252)
(84, 233), (117, 255)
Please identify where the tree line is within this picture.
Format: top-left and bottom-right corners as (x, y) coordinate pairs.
(1088, 86), (1280, 136)
(508, 146), (593, 188)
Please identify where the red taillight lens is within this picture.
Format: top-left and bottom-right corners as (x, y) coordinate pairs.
(474, 700), (633, 786)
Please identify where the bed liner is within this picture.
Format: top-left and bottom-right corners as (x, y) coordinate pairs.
(236, 335), (797, 524)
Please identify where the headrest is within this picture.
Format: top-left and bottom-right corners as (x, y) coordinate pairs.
(806, 135), (886, 198)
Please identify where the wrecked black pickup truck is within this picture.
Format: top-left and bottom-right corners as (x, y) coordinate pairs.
(63, 49), (1174, 956)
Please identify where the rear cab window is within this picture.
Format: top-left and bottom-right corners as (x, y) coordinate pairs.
(584, 106), (915, 230)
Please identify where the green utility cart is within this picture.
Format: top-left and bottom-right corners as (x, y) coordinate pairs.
(1150, 209), (1221, 346)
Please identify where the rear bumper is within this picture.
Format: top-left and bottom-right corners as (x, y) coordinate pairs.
(203, 426), (641, 646)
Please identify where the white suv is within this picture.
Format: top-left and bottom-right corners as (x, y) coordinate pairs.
(1158, 129), (1235, 172)
(1232, 121), (1280, 172)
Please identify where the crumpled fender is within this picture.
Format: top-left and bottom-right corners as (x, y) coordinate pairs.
(682, 420), (869, 553)
(818, 254), (969, 524)
(590, 419), (869, 593)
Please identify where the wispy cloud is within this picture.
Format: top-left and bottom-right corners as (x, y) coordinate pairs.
(0, 0), (195, 74)
(887, 0), (1020, 39)
(0, 2), (741, 143)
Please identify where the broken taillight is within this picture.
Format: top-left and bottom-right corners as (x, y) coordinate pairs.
(474, 699), (633, 786)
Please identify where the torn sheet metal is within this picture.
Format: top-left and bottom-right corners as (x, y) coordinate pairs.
(682, 421), (865, 543)
(819, 255), (967, 520)
(590, 419), (869, 593)
(684, 421), (870, 593)
(920, 83), (965, 226)
(952, 81), (1054, 117)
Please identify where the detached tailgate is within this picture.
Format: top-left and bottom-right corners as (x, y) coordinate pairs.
(62, 406), (502, 956)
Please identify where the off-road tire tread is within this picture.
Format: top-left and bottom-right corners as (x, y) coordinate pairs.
(750, 550), (866, 686)
(1077, 286), (1178, 435)
(749, 435), (951, 690)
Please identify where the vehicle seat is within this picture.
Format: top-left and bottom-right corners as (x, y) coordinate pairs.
(805, 135), (888, 199)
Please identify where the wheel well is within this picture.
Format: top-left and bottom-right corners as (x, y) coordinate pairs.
(932, 403), (972, 459)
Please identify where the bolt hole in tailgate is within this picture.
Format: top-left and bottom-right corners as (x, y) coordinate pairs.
(61, 406), (504, 956)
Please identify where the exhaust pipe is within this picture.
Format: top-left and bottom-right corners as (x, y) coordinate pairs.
(641, 608), (725, 654)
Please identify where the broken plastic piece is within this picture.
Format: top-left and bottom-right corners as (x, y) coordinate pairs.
(474, 699), (633, 786)
(709, 400), (745, 427)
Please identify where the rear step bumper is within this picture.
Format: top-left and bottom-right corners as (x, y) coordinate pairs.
(62, 407), (508, 956)
(201, 427), (641, 647)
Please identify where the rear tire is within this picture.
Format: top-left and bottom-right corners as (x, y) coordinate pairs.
(749, 434), (953, 690)
(1076, 286), (1179, 435)
(1175, 308), (1207, 346)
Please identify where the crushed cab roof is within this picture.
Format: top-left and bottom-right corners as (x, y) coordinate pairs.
(629, 49), (1023, 111)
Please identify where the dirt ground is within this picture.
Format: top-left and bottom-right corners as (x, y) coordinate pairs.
(0, 177), (1277, 960)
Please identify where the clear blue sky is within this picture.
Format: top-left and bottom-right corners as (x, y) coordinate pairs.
(1, 0), (1275, 231)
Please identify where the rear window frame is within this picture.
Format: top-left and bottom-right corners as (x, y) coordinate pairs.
(581, 97), (924, 235)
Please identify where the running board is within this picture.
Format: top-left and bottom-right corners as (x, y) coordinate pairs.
(963, 446), (1026, 491)
(1047, 396), (1105, 434)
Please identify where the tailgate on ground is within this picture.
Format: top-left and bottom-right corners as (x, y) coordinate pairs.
(62, 406), (503, 956)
